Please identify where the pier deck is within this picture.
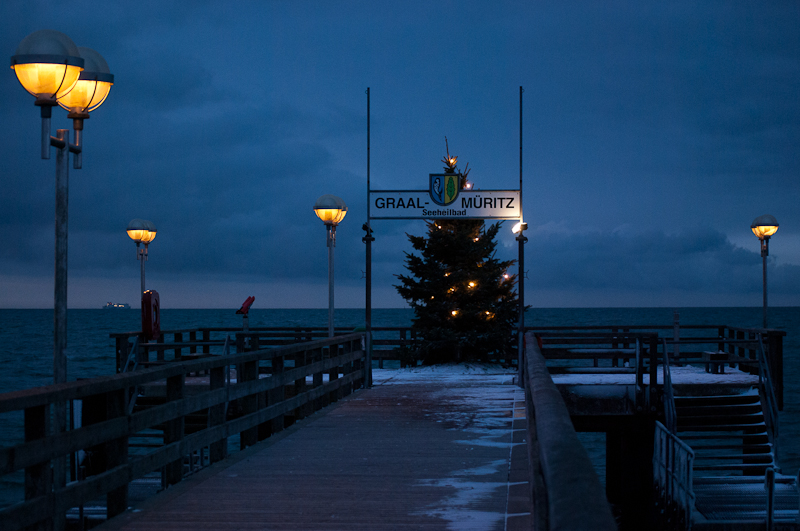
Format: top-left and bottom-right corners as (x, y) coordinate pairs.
(97, 367), (531, 531)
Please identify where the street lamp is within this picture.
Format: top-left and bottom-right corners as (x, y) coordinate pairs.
(10, 30), (113, 385)
(314, 194), (347, 337)
(11, 29), (112, 516)
(751, 215), (779, 329)
(127, 219), (157, 296)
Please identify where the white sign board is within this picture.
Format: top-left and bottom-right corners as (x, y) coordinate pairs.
(370, 189), (520, 220)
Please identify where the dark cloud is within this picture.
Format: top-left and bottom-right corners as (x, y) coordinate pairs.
(1, 1), (798, 308)
(529, 225), (800, 297)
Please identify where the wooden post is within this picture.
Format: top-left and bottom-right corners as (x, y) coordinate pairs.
(257, 386), (270, 441)
(269, 356), (285, 434)
(173, 332), (182, 360)
(312, 347), (324, 412)
(611, 327), (619, 367)
(294, 351), (308, 420)
(719, 326), (727, 355)
(115, 335), (127, 373)
(189, 331), (197, 354)
(156, 332), (165, 362)
(164, 374), (185, 486)
(24, 405), (50, 531)
(606, 418), (656, 529)
(203, 329), (211, 354)
(399, 329), (407, 368)
(340, 341), (352, 397)
(235, 333), (244, 354)
(239, 360), (259, 449)
(105, 388), (129, 518)
(328, 345), (341, 402)
(138, 333), (149, 368)
(209, 365), (228, 462)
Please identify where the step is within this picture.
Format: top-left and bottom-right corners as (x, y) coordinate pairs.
(678, 432), (768, 441)
(692, 454), (774, 462)
(674, 393), (760, 407)
(694, 449), (773, 458)
(677, 414), (765, 427)
(676, 403), (763, 417)
(694, 463), (774, 471)
(677, 427), (768, 438)
(691, 443), (772, 453)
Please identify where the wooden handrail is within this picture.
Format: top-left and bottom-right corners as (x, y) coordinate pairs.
(0, 333), (366, 531)
(523, 332), (617, 531)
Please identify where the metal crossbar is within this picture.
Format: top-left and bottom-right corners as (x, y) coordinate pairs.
(654, 420), (695, 531)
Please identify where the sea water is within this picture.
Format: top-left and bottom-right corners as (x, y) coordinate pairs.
(0, 307), (797, 507)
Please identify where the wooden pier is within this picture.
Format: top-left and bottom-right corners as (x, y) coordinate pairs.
(0, 322), (795, 530)
(97, 369), (530, 530)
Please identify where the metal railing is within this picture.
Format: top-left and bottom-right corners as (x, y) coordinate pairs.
(661, 339), (677, 434)
(757, 334), (779, 453)
(653, 420), (695, 531)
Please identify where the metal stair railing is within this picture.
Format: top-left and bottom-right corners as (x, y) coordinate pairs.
(635, 337), (644, 411)
(756, 333), (779, 456)
(654, 420), (696, 531)
(661, 339), (677, 434)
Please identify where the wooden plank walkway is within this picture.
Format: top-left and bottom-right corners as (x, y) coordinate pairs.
(98, 367), (531, 530)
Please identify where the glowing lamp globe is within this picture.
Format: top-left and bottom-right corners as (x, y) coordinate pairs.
(10, 30), (84, 101)
(140, 225), (157, 244)
(512, 221), (528, 234)
(127, 219), (156, 244)
(57, 46), (113, 115)
(751, 215), (779, 240)
(313, 194), (347, 226)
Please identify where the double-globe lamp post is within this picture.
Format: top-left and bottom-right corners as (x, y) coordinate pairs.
(751, 215), (779, 329)
(11, 29), (113, 509)
(127, 219), (157, 297)
(314, 195), (347, 337)
(10, 30), (114, 386)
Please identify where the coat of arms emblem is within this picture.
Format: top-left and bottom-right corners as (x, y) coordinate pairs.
(429, 173), (459, 206)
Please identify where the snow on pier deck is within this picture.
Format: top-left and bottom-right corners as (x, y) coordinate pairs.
(98, 365), (531, 531)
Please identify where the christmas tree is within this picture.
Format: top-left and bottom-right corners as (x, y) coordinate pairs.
(395, 142), (519, 364)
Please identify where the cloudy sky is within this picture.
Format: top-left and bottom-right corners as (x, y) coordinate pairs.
(1, 0), (798, 309)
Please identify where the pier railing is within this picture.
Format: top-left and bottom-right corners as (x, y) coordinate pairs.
(526, 324), (785, 410)
(522, 331), (618, 530)
(111, 326), (421, 372)
(112, 324), (784, 404)
(531, 329), (660, 412)
(0, 333), (365, 531)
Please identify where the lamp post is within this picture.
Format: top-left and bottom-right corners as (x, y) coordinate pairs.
(512, 221), (528, 382)
(11, 30), (113, 521)
(127, 219), (157, 296)
(751, 215), (779, 329)
(314, 195), (347, 337)
(10, 30), (113, 385)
